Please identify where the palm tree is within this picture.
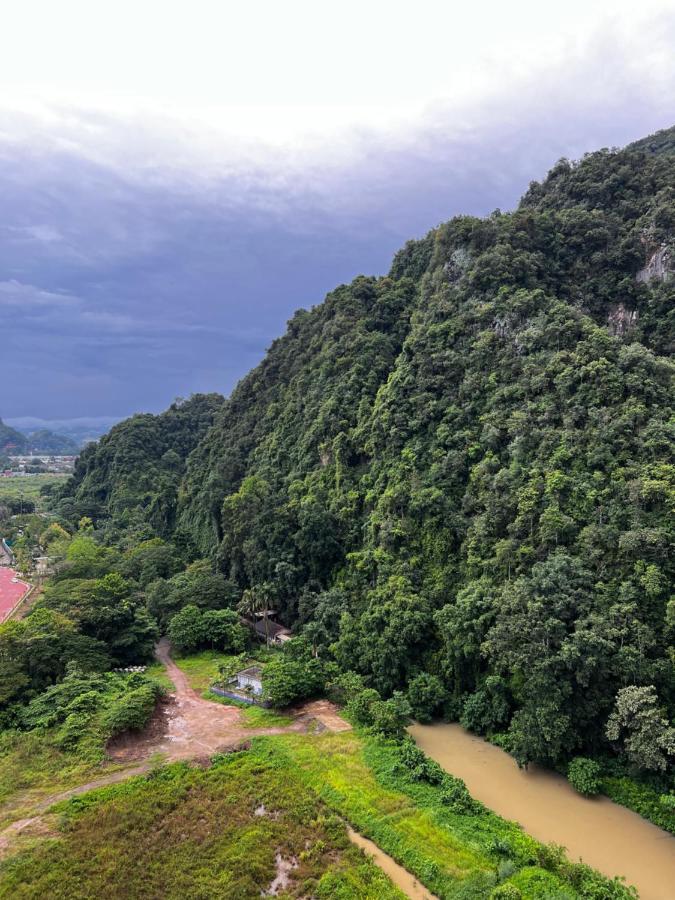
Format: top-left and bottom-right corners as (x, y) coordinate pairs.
(238, 585), (272, 646)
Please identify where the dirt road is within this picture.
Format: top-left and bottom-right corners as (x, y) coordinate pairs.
(108, 638), (339, 763)
(0, 641), (351, 856)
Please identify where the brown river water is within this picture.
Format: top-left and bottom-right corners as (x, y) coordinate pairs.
(410, 723), (675, 900)
(347, 828), (438, 899)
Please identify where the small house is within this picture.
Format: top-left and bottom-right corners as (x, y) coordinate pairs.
(233, 665), (264, 696)
(251, 618), (293, 646)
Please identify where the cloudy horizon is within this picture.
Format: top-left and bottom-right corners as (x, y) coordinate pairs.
(1, 1), (673, 421)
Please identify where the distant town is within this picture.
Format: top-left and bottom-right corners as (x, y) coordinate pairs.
(1, 455), (77, 477)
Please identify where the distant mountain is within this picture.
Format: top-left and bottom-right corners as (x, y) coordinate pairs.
(0, 418), (81, 455)
(24, 429), (79, 454)
(0, 418), (28, 454)
(6, 416), (120, 449)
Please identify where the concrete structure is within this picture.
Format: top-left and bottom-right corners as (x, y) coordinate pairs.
(233, 665), (264, 696)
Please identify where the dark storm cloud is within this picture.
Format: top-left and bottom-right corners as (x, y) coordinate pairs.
(0, 27), (673, 420)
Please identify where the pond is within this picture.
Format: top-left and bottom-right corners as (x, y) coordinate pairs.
(409, 723), (675, 900)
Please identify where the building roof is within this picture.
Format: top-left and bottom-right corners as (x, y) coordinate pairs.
(237, 665), (263, 679)
(252, 619), (291, 639)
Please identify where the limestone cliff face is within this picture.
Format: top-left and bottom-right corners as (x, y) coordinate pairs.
(607, 303), (638, 336)
(636, 243), (672, 284)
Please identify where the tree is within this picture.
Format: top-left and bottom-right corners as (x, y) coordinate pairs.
(262, 652), (328, 708)
(460, 676), (510, 735)
(369, 691), (412, 739)
(168, 605), (205, 654)
(407, 673), (446, 723)
(567, 757), (602, 796)
(201, 609), (247, 652)
(238, 585), (273, 646)
(606, 686), (675, 772)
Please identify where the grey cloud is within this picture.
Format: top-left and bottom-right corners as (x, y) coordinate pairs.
(0, 15), (673, 419)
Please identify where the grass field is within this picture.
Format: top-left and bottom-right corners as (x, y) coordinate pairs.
(0, 729), (627, 899)
(0, 740), (405, 900)
(0, 474), (68, 509)
(0, 730), (125, 830)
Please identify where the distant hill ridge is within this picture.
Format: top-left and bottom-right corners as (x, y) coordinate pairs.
(0, 418), (79, 455)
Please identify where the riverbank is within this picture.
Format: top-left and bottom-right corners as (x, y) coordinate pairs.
(410, 722), (675, 900)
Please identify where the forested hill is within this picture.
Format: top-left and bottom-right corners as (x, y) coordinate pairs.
(58, 128), (674, 767)
(0, 418), (28, 453)
(59, 394), (224, 540)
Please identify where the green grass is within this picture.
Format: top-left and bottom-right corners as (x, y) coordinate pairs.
(0, 474), (68, 508)
(0, 727), (635, 899)
(0, 744), (405, 900)
(272, 732), (634, 899)
(0, 730), (125, 829)
(143, 662), (173, 692)
(170, 649), (226, 692)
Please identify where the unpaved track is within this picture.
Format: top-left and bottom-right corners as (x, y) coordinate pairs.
(108, 638), (317, 763)
(0, 641), (351, 856)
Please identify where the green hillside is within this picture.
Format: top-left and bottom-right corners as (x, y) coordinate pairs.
(56, 131), (675, 770)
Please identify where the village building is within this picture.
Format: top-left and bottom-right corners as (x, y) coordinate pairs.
(252, 618), (293, 646)
(232, 665), (264, 696)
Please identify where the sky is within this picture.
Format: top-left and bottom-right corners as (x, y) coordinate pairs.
(0, 1), (673, 424)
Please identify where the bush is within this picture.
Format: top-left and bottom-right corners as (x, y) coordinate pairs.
(345, 688), (381, 727)
(407, 673), (446, 722)
(567, 757), (601, 796)
(460, 676), (510, 735)
(102, 683), (160, 737)
(369, 692), (411, 739)
(490, 885), (522, 899)
(262, 653), (329, 708)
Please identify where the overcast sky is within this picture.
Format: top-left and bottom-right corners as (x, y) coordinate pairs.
(1, 1), (673, 423)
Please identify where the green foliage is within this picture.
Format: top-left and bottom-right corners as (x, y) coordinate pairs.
(15, 666), (161, 760)
(406, 672), (446, 723)
(168, 604), (247, 655)
(567, 757), (602, 796)
(602, 776), (675, 835)
(146, 558), (239, 629)
(262, 648), (330, 708)
(0, 609), (109, 711)
(56, 393), (223, 537)
(460, 676), (511, 735)
(101, 681), (161, 737)
(50, 130), (675, 773)
(0, 740), (403, 900)
(490, 885), (522, 899)
(606, 686), (675, 772)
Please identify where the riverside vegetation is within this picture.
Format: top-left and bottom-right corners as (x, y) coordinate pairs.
(0, 127), (673, 895)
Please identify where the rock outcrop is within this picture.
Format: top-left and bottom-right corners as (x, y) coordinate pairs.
(636, 243), (672, 284)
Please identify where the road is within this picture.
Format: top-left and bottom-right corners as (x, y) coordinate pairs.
(0, 566), (31, 622)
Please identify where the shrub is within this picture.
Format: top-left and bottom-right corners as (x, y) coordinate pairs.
(490, 885), (522, 899)
(102, 683), (160, 737)
(407, 673), (446, 722)
(262, 654), (329, 708)
(369, 692), (411, 739)
(567, 757), (602, 796)
(345, 688), (381, 727)
(461, 676), (511, 735)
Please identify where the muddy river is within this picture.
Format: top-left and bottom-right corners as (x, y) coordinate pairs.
(410, 723), (675, 900)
